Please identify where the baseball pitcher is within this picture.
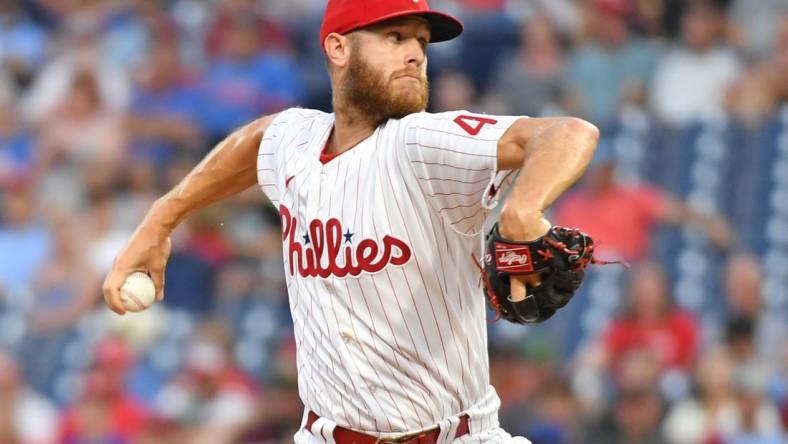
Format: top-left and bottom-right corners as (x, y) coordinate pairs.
(103, 0), (601, 442)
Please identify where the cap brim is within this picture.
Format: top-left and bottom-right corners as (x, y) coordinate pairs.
(419, 11), (464, 43)
(357, 10), (464, 43)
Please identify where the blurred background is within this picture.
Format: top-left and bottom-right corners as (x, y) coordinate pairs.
(0, 0), (786, 443)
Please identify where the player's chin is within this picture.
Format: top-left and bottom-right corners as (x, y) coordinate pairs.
(388, 92), (428, 118)
(388, 103), (427, 119)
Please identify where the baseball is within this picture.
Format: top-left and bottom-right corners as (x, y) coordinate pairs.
(120, 272), (156, 313)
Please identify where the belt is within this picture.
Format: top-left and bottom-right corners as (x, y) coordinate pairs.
(306, 411), (470, 444)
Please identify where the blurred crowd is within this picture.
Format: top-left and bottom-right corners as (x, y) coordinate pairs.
(0, 0), (786, 443)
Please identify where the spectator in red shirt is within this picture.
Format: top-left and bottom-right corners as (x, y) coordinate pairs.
(554, 141), (731, 263)
(204, 0), (292, 57)
(602, 262), (700, 374)
(572, 262), (699, 419)
(58, 337), (148, 444)
(152, 322), (259, 443)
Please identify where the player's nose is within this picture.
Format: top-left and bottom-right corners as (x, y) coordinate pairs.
(404, 39), (426, 66)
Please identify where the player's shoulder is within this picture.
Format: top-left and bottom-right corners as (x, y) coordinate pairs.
(394, 110), (471, 128)
(262, 107), (331, 145)
(385, 110), (474, 140)
(389, 110), (520, 143)
(394, 110), (517, 130)
(272, 107), (329, 129)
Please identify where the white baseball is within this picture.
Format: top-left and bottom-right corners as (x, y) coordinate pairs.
(120, 272), (156, 313)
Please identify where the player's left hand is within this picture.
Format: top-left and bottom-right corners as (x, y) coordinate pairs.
(498, 211), (551, 301)
(478, 209), (598, 324)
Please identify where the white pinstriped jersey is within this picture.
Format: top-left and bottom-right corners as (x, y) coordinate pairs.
(257, 107), (520, 435)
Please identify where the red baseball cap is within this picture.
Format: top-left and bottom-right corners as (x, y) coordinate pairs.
(320, 0), (464, 48)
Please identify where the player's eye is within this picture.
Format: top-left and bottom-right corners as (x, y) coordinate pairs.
(388, 32), (403, 43)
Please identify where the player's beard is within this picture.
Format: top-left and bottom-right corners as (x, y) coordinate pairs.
(341, 51), (429, 125)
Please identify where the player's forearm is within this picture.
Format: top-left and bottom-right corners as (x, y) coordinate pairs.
(144, 115), (275, 232)
(501, 118), (599, 238)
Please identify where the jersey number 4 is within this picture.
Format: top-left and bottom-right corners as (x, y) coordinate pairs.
(453, 115), (498, 136)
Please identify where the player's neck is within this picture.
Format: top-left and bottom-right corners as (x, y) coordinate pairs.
(326, 109), (379, 156)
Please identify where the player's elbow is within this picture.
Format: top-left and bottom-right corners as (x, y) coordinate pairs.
(553, 117), (599, 168)
(562, 117), (600, 150)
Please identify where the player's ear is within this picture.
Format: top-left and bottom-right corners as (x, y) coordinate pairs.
(324, 32), (352, 68)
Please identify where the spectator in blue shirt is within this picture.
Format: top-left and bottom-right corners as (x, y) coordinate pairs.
(0, 98), (34, 188)
(197, 16), (303, 143)
(565, 0), (657, 123)
(0, 0), (49, 88)
(126, 34), (204, 168)
(0, 184), (51, 295)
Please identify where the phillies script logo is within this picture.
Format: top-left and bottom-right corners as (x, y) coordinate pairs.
(499, 251), (529, 265)
(280, 205), (412, 278)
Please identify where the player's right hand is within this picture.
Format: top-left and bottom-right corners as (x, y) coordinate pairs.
(102, 224), (172, 315)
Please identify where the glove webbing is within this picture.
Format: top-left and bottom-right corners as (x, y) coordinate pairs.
(542, 227), (626, 270)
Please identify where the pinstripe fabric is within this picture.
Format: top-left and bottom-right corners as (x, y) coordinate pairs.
(257, 108), (527, 439)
